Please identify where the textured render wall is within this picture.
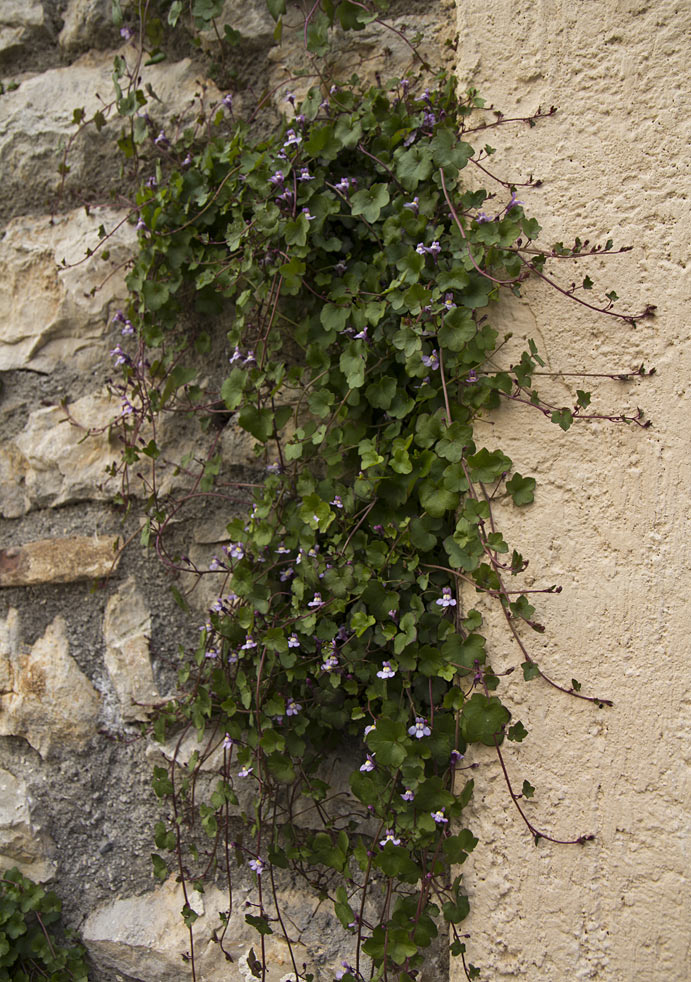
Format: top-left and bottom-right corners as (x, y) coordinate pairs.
(453, 1), (690, 980)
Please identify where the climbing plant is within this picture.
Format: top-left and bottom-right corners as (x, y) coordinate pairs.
(92, 3), (654, 980)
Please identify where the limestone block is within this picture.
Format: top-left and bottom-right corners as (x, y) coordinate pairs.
(0, 768), (56, 882)
(59, 0), (119, 57)
(103, 577), (160, 721)
(82, 874), (310, 982)
(7, 391), (120, 514)
(0, 613), (101, 758)
(0, 207), (136, 374)
(0, 56), (219, 218)
(199, 0), (276, 47)
(0, 536), (121, 587)
(0, 1), (49, 67)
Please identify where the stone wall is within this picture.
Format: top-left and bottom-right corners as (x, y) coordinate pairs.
(0, 1), (687, 981)
(0, 3), (455, 981)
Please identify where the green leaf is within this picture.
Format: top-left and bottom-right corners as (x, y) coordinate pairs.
(522, 661), (541, 681)
(461, 693), (510, 746)
(507, 721), (528, 742)
(339, 341), (366, 388)
(466, 448), (512, 483)
(350, 183), (390, 223)
(351, 611), (375, 636)
(238, 406), (274, 442)
(506, 472), (536, 506)
(522, 779), (535, 799)
(266, 0), (286, 18)
(551, 408), (573, 431)
(220, 367), (246, 410)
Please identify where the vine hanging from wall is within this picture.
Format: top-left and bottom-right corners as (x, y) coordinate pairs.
(79, 2), (654, 980)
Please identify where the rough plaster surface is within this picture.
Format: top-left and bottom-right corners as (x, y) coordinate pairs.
(453, 1), (690, 979)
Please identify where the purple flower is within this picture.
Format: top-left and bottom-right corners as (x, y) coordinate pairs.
(364, 724), (376, 736)
(298, 168), (313, 181)
(422, 111), (436, 128)
(466, 369), (478, 383)
(408, 717), (431, 739)
(228, 543), (244, 560)
(288, 633), (300, 648)
(360, 755), (375, 772)
(334, 177), (351, 194)
(431, 809), (448, 824)
(307, 592), (323, 608)
(241, 635), (257, 650)
(285, 92), (296, 106)
(436, 587), (457, 608)
(269, 170), (284, 186)
(229, 346), (242, 364)
(353, 327), (368, 340)
(450, 749), (464, 764)
(145, 175), (157, 189)
(223, 733), (233, 749)
(321, 654), (339, 672)
(276, 543), (291, 554)
(376, 661), (396, 679)
(222, 93), (233, 109)
(403, 197), (419, 214)
(415, 242), (428, 256)
(266, 462), (281, 474)
(238, 764), (253, 778)
(401, 788), (415, 801)
(508, 191), (524, 210)
(154, 130), (169, 147)
(428, 240), (441, 257)
(421, 349), (439, 371)
(135, 218), (148, 232)
(330, 495), (343, 508)
(476, 211), (491, 223)
(121, 319), (134, 336)
(120, 25), (134, 40)
(209, 556), (225, 572)
(443, 293), (456, 310)
(248, 857), (265, 874)
(243, 350), (255, 365)
(279, 567), (294, 581)
(301, 207), (316, 221)
(380, 829), (401, 846)
(109, 345), (129, 366)
(283, 128), (301, 148)
(286, 698), (302, 716)
(205, 649), (218, 659)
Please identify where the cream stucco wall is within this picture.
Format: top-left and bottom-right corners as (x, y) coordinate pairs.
(452, 1), (689, 979)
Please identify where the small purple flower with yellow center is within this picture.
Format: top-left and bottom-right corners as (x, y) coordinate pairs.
(279, 567), (294, 582)
(301, 207), (316, 222)
(288, 633), (300, 649)
(308, 545), (319, 558)
(285, 92), (295, 106)
(380, 829), (401, 847)
(298, 168), (313, 181)
(508, 191), (524, 210)
(467, 369), (478, 383)
(283, 128), (301, 148)
(364, 724), (376, 736)
(266, 462), (281, 474)
(145, 175), (157, 189)
(307, 593), (323, 608)
(330, 495), (343, 508)
(450, 749), (464, 764)
(238, 764), (253, 778)
(423, 110), (436, 128)
(428, 240), (441, 257)
(408, 717), (431, 739)
(416, 242), (428, 256)
(222, 93), (233, 109)
(360, 755), (375, 772)
(286, 698), (301, 716)
(476, 211), (490, 223)
(421, 349), (439, 371)
(110, 345), (129, 366)
(436, 587), (457, 608)
(120, 25), (134, 40)
(431, 809), (448, 824)
(229, 347), (242, 364)
(269, 170), (284, 186)
(154, 130), (169, 147)
(276, 543), (291, 554)
(248, 857), (264, 874)
(228, 543), (244, 560)
(401, 788), (415, 802)
(403, 196), (419, 214)
(223, 733), (233, 749)
(209, 556), (225, 572)
(388, 609), (398, 621)
(443, 293), (456, 310)
(334, 177), (351, 194)
(377, 661), (396, 679)
(321, 654), (339, 672)
(244, 350), (255, 365)
(241, 635), (257, 650)
(205, 649), (218, 659)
